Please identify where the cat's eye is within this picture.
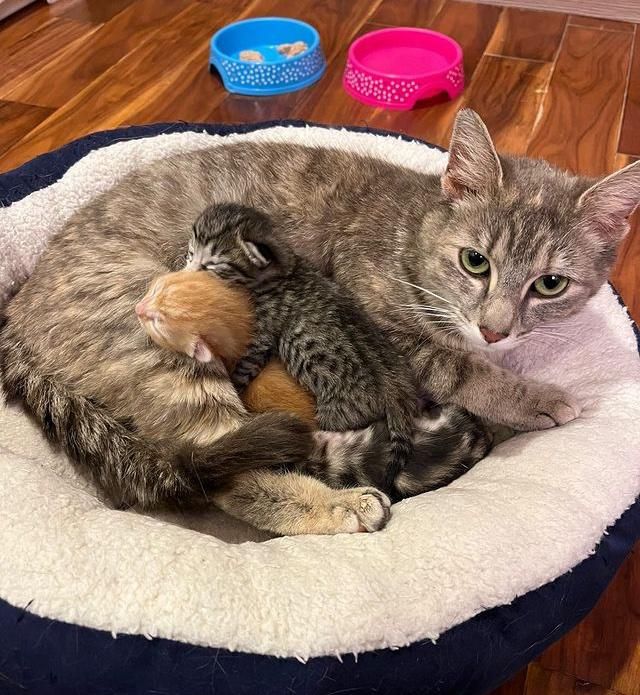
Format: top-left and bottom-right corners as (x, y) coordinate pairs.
(532, 275), (569, 297)
(460, 248), (490, 276)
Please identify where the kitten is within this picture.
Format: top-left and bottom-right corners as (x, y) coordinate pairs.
(187, 202), (418, 494)
(139, 268), (491, 495)
(137, 270), (317, 425)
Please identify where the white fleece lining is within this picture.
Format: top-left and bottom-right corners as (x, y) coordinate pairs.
(0, 125), (639, 660)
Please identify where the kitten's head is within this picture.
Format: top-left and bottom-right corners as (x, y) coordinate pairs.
(136, 270), (252, 367)
(413, 109), (640, 353)
(186, 203), (290, 283)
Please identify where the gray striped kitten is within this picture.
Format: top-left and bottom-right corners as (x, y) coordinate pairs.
(187, 202), (418, 496)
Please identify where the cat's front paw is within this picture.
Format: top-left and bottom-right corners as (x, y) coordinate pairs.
(511, 381), (581, 431)
(331, 487), (391, 533)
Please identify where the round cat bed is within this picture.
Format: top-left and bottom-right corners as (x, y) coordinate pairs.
(0, 122), (639, 695)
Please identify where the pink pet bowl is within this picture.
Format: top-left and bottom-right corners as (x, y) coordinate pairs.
(343, 27), (464, 110)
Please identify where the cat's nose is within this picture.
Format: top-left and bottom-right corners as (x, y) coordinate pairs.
(135, 301), (147, 318)
(480, 326), (508, 344)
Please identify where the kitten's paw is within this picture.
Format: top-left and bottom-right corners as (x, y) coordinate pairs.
(331, 487), (391, 533)
(513, 382), (581, 431)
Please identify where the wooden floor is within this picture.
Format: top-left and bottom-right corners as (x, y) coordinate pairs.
(1, 1), (639, 693)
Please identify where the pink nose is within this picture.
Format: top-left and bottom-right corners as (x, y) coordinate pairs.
(135, 301), (147, 318)
(480, 327), (507, 344)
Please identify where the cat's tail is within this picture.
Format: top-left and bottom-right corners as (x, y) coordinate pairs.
(0, 359), (312, 508)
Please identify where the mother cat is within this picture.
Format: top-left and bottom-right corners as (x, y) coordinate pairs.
(2, 109), (639, 535)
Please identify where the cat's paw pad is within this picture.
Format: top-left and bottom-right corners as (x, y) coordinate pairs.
(520, 383), (581, 430)
(332, 488), (391, 533)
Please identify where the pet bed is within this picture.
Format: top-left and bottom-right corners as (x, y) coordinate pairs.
(0, 121), (639, 695)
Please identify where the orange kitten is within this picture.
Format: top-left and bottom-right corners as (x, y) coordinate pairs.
(137, 270), (316, 425)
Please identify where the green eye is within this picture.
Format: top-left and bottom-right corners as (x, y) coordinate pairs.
(532, 275), (569, 297)
(460, 248), (490, 276)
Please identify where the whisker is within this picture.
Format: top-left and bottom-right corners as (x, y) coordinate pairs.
(386, 274), (458, 307)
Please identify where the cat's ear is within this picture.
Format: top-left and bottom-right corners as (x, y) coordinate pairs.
(240, 239), (274, 268)
(577, 160), (640, 241)
(192, 338), (213, 363)
(442, 109), (503, 200)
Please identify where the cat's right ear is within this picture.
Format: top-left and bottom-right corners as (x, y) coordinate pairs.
(240, 239), (274, 269)
(442, 109), (503, 200)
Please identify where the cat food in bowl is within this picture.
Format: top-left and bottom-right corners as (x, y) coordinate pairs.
(343, 27), (464, 110)
(210, 17), (326, 96)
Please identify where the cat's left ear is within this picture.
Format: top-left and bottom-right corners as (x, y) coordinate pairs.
(191, 338), (213, 363)
(577, 160), (640, 241)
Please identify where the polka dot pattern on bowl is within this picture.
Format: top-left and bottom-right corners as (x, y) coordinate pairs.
(220, 47), (325, 88)
(344, 61), (421, 106)
(446, 64), (464, 90)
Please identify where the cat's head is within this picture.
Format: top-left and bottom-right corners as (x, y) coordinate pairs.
(412, 109), (640, 353)
(186, 202), (290, 283)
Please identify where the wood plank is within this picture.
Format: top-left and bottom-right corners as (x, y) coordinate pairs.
(0, 15), (96, 89)
(568, 14), (635, 32)
(0, 0), (193, 108)
(369, 0), (445, 27)
(0, 1), (57, 49)
(46, 0), (138, 24)
(538, 547), (640, 695)
(527, 25), (633, 176)
(523, 663), (619, 695)
(443, 55), (552, 154)
(618, 38), (640, 158)
(0, 100), (54, 159)
(431, 0), (503, 82)
(486, 8), (567, 61)
(0, 2), (244, 173)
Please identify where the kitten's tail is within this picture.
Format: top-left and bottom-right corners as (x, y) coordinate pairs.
(1, 359), (312, 508)
(384, 407), (415, 493)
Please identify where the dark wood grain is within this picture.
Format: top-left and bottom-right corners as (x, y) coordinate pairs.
(431, 0), (503, 81)
(47, 0), (139, 24)
(0, 2), (240, 171)
(0, 15), (94, 88)
(0, 100), (54, 158)
(618, 38), (640, 157)
(370, 0), (445, 27)
(523, 663), (618, 694)
(245, 0), (382, 62)
(0, 0), (193, 108)
(527, 25), (633, 175)
(441, 54), (551, 154)
(486, 8), (567, 61)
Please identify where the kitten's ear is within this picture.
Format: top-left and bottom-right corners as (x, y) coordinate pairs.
(192, 338), (213, 363)
(577, 161), (640, 241)
(442, 109), (503, 200)
(240, 239), (274, 268)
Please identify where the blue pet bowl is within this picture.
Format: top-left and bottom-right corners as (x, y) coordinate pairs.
(209, 17), (326, 96)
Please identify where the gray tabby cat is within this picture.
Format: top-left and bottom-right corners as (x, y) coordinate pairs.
(1, 108), (637, 534)
(187, 202), (417, 496)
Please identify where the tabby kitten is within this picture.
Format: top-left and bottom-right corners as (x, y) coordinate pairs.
(187, 202), (418, 495)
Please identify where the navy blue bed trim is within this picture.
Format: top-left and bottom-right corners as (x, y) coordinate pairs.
(1, 122), (638, 695)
